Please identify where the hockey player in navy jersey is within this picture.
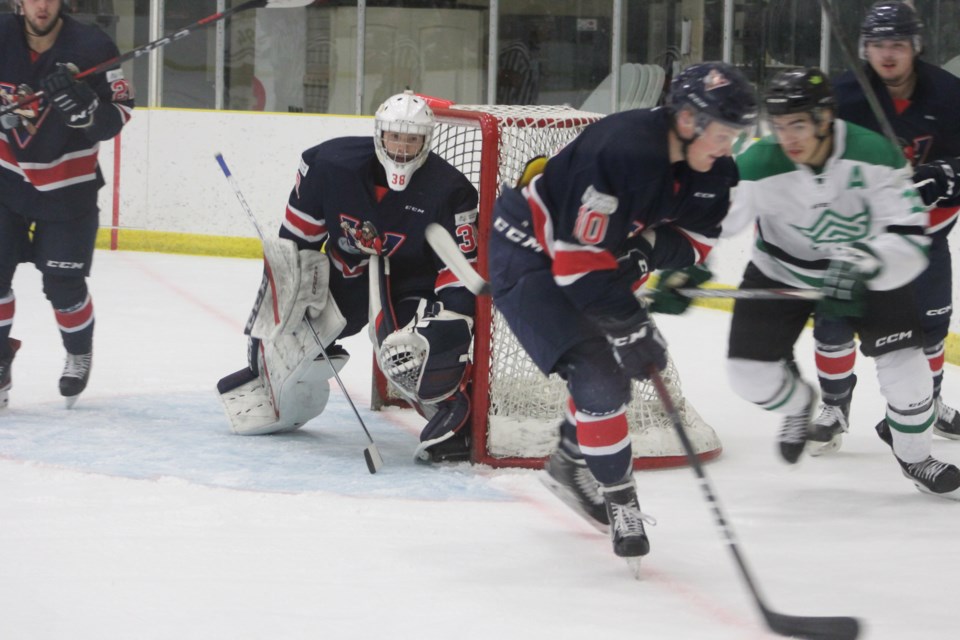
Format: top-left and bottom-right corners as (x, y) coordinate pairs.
(488, 62), (758, 561)
(725, 67), (959, 500)
(217, 91), (480, 464)
(0, 0), (134, 409)
(812, 1), (960, 448)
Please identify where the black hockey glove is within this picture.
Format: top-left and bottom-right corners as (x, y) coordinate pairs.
(819, 242), (882, 319)
(40, 63), (99, 129)
(596, 307), (668, 381)
(650, 263), (713, 315)
(913, 158), (960, 206)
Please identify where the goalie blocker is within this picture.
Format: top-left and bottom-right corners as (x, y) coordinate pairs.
(217, 237), (348, 435)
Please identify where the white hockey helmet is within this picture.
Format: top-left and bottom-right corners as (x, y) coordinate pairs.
(374, 90), (434, 192)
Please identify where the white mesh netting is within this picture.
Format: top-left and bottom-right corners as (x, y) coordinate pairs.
(429, 104), (721, 463)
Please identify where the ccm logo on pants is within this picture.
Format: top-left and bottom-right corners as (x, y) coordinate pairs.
(926, 306), (952, 316)
(875, 331), (913, 347)
(46, 261), (86, 270)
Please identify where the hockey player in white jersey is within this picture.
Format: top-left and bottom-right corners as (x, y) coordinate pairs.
(725, 67), (960, 499)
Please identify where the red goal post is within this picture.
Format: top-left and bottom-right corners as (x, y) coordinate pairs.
(372, 103), (722, 469)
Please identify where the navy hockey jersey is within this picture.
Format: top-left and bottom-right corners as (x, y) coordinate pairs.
(0, 14), (134, 221)
(520, 107), (738, 320)
(834, 60), (960, 236)
(279, 136), (480, 318)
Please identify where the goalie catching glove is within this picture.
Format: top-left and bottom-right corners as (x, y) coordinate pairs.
(819, 242), (882, 319)
(595, 307), (667, 381)
(378, 301), (473, 404)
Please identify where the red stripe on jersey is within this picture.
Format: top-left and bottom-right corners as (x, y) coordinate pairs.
(815, 350), (856, 377)
(671, 226), (715, 263)
(524, 184), (554, 258)
(284, 206), (326, 238)
(552, 246), (618, 279)
(0, 293), (13, 325)
(435, 267), (462, 291)
(264, 258), (281, 325)
(576, 411), (629, 448)
(929, 206), (959, 232)
(54, 296), (94, 333)
(0, 141), (97, 191)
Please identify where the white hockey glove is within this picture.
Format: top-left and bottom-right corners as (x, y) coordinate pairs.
(819, 242), (882, 318)
(252, 238), (335, 339)
(378, 301), (474, 404)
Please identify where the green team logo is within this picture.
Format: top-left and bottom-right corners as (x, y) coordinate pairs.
(791, 206), (871, 245)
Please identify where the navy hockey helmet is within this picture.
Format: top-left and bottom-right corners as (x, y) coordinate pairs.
(10, 0), (71, 14)
(764, 68), (835, 119)
(860, 1), (922, 55)
(667, 62), (759, 132)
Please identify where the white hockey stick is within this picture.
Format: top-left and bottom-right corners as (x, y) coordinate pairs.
(424, 223), (822, 301)
(424, 223), (491, 295)
(215, 153), (384, 474)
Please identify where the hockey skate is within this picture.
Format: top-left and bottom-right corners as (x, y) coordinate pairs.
(777, 381), (816, 464)
(601, 478), (653, 560)
(934, 397), (960, 440)
(808, 377), (855, 457)
(0, 338), (22, 410)
(541, 448), (609, 532)
(60, 352), (92, 409)
(414, 389), (471, 463)
(875, 420), (960, 500)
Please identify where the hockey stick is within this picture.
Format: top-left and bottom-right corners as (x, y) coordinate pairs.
(1, 0), (314, 117)
(647, 367), (861, 640)
(215, 153), (384, 475)
(817, 0), (900, 148)
(424, 223), (822, 301)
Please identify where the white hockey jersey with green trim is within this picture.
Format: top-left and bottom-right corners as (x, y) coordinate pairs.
(726, 119), (929, 292)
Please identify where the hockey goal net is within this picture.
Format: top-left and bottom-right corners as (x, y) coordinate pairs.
(374, 103), (721, 469)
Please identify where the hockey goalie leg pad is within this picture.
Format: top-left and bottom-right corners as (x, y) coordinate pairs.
(217, 366), (283, 435)
(218, 319), (350, 436)
(414, 388), (471, 464)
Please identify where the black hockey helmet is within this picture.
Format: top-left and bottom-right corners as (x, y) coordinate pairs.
(667, 61), (759, 131)
(860, 1), (922, 54)
(9, 0), (71, 14)
(764, 68), (835, 117)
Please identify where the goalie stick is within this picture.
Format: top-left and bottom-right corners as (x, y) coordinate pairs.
(215, 153), (384, 475)
(424, 223), (822, 301)
(648, 367), (862, 640)
(1, 0), (315, 117)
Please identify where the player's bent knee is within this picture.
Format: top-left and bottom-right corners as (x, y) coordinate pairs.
(727, 358), (785, 405)
(41, 273), (87, 309)
(876, 348), (933, 407)
(557, 339), (630, 415)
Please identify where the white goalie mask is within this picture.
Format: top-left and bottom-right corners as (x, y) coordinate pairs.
(374, 91), (434, 192)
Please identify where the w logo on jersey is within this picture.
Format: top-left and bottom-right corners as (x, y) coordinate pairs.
(792, 207), (871, 245)
(0, 82), (49, 148)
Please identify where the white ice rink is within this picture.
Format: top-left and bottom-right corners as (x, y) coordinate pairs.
(1, 249), (958, 640)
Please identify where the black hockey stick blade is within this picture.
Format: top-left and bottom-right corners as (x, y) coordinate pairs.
(763, 607), (861, 640)
(364, 444), (384, 474)
(647, 368), (861, 640)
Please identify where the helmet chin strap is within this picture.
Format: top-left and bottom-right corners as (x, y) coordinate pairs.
(671, 112), (707, 164)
